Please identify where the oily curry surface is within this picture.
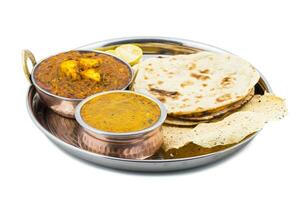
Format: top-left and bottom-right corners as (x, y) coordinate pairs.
(34, 51), (131, 99)
(81, 93), (161, 133)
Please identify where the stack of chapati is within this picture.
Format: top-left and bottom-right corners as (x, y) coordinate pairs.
(133, 52), (260, 125)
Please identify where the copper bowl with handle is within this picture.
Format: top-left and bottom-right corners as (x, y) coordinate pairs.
(75, 90), (167, 159)
(22, 50), (133, 118)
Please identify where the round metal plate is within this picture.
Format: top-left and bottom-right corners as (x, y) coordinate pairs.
(26, 37), (271, 172)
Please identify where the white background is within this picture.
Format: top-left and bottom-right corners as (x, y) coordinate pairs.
(0, 0), (303, 199)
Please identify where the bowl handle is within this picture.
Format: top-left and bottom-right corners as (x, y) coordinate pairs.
(22, 49), (37, 84)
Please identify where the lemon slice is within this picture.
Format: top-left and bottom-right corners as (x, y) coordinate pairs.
(115, 44), (143, 65)
(104, 49), (116, 55)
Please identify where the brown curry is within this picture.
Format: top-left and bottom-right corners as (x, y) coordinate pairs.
(34, 51), (131, 99)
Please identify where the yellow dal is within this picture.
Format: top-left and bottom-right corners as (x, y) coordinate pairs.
(81, 92), (161, 133)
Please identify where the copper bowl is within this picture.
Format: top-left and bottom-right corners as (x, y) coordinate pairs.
(75, 90), (167, 159)
(22, 49), (133, 118)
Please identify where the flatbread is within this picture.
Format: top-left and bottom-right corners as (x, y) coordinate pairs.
(161, 125), (192, 135)
(133, 51), (260, 115)
(173, 88), (255, 121)
(164, 88), (254, 126)
(239, 93), (287, 121)
(165, 117), (200, 126)
(163, 111), (265, 151)
(162, 93), (287, 151)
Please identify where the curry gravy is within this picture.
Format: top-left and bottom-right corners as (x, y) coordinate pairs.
(81, 92), (161, 133)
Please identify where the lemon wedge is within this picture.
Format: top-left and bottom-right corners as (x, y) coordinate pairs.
(115, 44), (143, 65)
(104, 49), (116, 55)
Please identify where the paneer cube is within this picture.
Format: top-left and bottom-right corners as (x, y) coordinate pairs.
(81, 69), (101, 82)
(60, 60), (79, 80)
(79, 58), (99, 70)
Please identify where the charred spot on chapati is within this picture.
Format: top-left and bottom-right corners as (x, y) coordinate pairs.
(221, 76), (236, 87)
(216, 94), (232, 103)
(145, 67), (153, 72)
(157, 96), (166, 103)
(188, 63), (197, 70)
(149, 88), (181, 100)
(190, 73), (210, 81)
(180, 80), (194, 87)
(199, 69), (210, 74)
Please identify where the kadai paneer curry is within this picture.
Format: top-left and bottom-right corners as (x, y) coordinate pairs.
(34, 51), (132, 99)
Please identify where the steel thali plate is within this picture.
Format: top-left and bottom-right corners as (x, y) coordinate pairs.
(26, 37), (271, 172)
